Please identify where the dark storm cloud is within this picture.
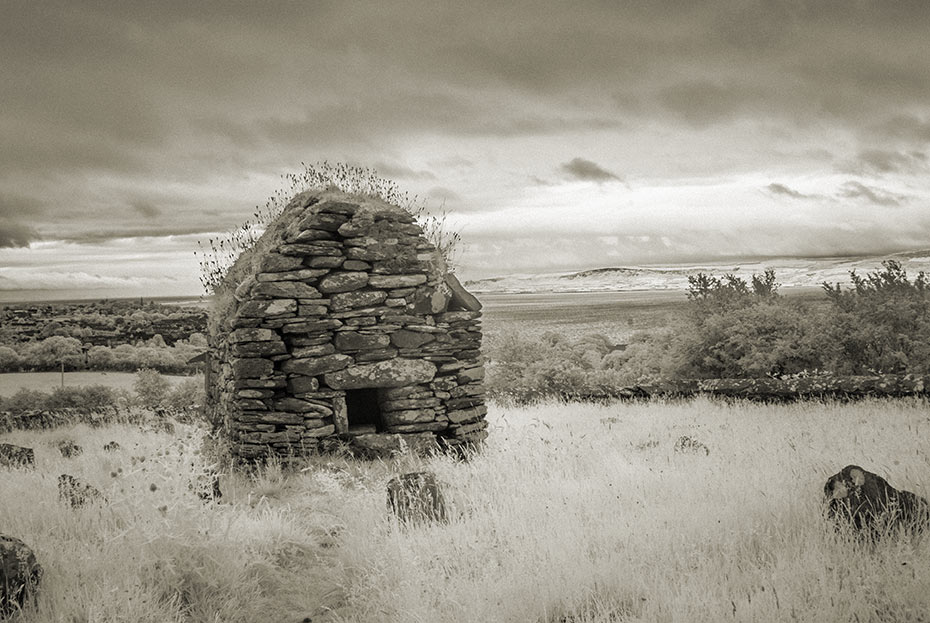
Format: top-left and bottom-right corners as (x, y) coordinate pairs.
(0, 220), (38, 248)
(131, 201), (161, 219)
(845, 149), (927, 175)
(62, 225), (217, 244)
(0, 193), (45, 218)
(659, 81), (769, 127)
(838, 181), (906, 207)
(560, 158), (621, 183)
(765, 183), (813, 200)
(874, 115), (930, 143)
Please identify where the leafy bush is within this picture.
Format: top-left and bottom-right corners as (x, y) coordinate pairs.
(134, 368), (171, 409)
(0, 346), (22, 372)
(822, 260), (930, 374)
(164, 376), (205, 412)
(0, 388), (49, 415)
(485, 332), (627, 405)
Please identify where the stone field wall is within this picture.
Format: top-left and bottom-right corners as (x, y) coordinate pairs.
(207, 190), (488, 460)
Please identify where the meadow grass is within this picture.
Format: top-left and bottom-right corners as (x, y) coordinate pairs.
(0, 372), (192, 398)
(1, 398), (928, 622)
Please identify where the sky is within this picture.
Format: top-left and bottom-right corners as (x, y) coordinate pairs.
(2, 0), (930, 299)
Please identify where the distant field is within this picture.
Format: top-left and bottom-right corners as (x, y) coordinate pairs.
(480, 286), (828, 344)
(1, 398), (927, 622)
(0, 371), (193, 397)
(480, 290), (688, 343)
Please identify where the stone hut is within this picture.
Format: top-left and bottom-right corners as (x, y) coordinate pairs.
(206, 189), (488, 460)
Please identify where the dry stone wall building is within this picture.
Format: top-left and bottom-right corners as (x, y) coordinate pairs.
(206, 190), (488, 460)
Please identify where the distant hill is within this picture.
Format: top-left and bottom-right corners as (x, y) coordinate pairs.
(464, 251), (930, 294)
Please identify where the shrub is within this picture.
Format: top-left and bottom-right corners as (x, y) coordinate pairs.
(134, 368), (171, 409)
(164, 376), (205, 412)
(1, 388), (48, 415)
(0, 346), (22, 372)
(485, 332), (626, 405)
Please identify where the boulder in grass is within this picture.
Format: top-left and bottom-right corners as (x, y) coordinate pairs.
(57, 439), (82, 458)
(58, 474), (105, 508)
(0, 535), (42, 618)
(103, 441), (121, 452)
(824, 465), (930, 538)
(0, 444), (34, 469)
(387, 471), (447, 524)
(673, 435), (709, 456)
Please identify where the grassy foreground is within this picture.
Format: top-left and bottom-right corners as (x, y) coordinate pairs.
(1, 398), (928, 622)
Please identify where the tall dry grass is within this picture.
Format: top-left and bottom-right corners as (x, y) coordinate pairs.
(1, 398), (928, 622)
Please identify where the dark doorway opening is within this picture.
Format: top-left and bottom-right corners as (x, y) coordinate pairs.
(345, 388), (382, 434)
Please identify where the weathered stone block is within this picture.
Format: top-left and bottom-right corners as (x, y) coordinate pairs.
(281, 354), (352, 376)
(391, 329), (436, 349)
(342, 260), (370, 271)
(445, 273), (482, 311)
(346, 243), (402, 261)
(281, 319), (343, 333)
(323, 359), (437, 389)
(318, 271), (369, 293)
(236, 299), (298, 318)
(232, 341), (287, 357)
(335, 331), (391, 351)
(447, 405), (488, 423)
(330, 290), (387, 310)
(230, 328), (278, 343)
(258, 253), (304, 272)
(296, 212), (347, 231)
(291, 343), (335, 358)
(288, 228), (334, 242)
(381, 397), (442, 411)
(368, 274), (427, 288)
(457, 366), (485, 383)
(382, 408), (437, 425)
(354, 348), (398, 362)
(255, 269), (327, 282)
(307, 255), (344, 268)
(332, 394), (348, 433)
(252, 282), (321, 299)
(430, 376), (459, 391)
(233, 358), (274, 380)
(297, 304), (329, 316)
(274, 397), (325, 413)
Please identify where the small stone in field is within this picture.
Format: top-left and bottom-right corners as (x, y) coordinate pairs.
(57, 440), (83, 458)
(387, 471), (447, 524)
(103, 441), (121, 452)
(0, 444), (34, 469)
(674, 435), (709, 456)
(58, 474), (105, 508)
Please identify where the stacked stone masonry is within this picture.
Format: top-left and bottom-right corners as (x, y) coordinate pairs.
(207, 190), (488, 460)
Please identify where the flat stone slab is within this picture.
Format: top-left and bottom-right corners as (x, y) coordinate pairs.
(323, 358), (437, 389)
(445, 273), (482, 311)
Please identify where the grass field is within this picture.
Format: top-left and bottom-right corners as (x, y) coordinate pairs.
(0, 372), (194, 398)
(479, 287), (828, 345)
(1, 397), (928, 622)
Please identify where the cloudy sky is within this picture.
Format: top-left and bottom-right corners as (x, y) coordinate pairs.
(2, 1), (929, 298)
